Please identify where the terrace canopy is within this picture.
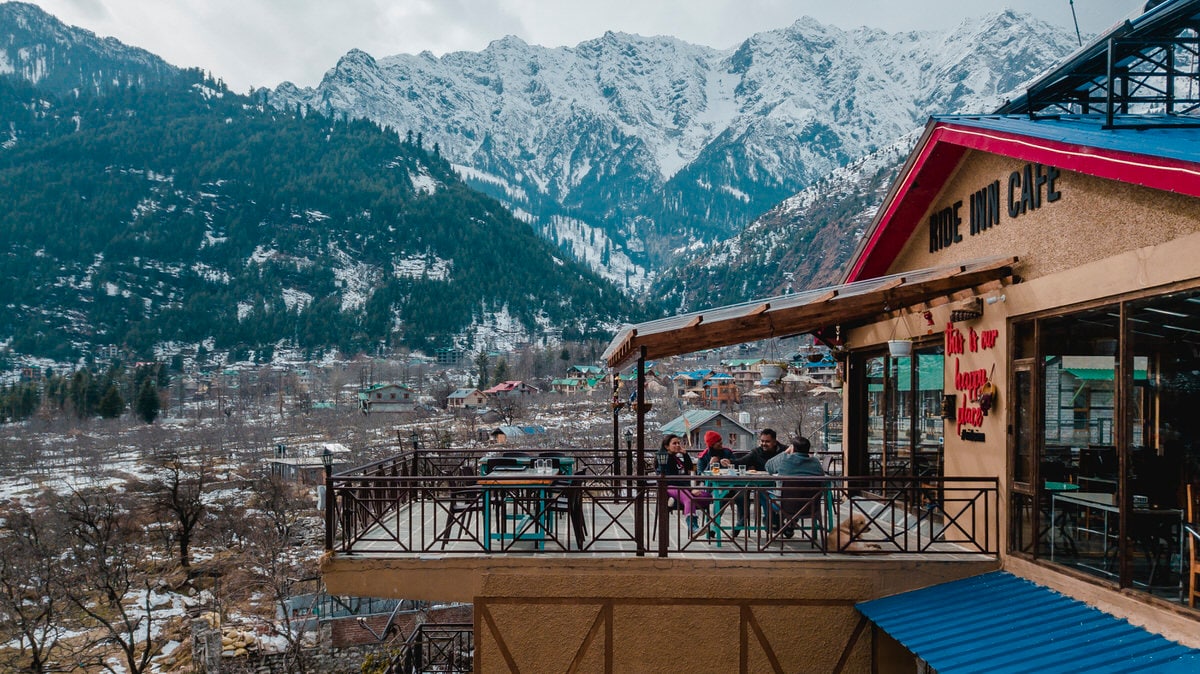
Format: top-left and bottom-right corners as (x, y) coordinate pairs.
(602, 255), (1018, 370)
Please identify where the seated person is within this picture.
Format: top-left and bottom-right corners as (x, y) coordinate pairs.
(697, 430), (734, 472)
(729, 428), (787, 524)
(731, 428), (786, 472)
(697, 431), (745, 527)
(766, 437), (826, 537)
(657, 434), (706, 535)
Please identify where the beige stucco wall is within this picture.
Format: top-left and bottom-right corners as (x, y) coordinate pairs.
(888, 150), (1200, 281)
(323, 555), (994, 673)
(845, 147), (1200, 642)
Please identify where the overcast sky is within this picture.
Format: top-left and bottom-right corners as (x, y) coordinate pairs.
(23, 0), (1142, 92)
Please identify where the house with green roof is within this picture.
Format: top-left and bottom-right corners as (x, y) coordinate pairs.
(658, 409), (755, 451)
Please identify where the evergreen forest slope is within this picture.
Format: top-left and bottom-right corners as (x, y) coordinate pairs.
(0, 67), (641, 363)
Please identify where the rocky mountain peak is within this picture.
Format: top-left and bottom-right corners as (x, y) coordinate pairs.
(266, 10), (1078, 292)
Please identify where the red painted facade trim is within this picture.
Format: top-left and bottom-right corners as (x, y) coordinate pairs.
(846, 122), (1200, 282)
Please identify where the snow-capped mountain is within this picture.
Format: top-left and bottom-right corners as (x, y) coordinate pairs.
(268, 11), (1080, 289)
(653, 132), (922, 311)
(0, 3), (643, 366)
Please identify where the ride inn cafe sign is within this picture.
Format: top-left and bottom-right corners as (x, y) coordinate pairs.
(930, 162), (1063, 441)
(928, 162), (1062, 253)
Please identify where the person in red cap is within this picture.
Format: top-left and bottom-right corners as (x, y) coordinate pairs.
(697, 429), (744, 528)
(697, 430), (734, 473)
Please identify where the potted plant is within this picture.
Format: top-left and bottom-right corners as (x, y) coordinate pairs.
(887, 339), (913, 357)
(887, 315), (913, 357)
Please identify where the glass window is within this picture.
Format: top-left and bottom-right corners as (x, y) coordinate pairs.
(1125, 289), (1200, 597)
(1020, 290), (1199, 606)
(856, 346), (944, 490)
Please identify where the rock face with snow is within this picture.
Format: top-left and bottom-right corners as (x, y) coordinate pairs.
(653, 132), (921, 311)
(0, 1), (182, 92)
(268, 12), (1080, 286)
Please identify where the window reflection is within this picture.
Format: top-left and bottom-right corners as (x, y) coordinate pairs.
(860, 347), (944, 489)
(1027, 289), (1200, 604)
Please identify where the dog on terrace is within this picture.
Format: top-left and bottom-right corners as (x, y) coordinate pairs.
(828, 513), (883, 552)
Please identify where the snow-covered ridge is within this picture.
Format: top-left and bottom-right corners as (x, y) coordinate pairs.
(268, 11), (1080, 282)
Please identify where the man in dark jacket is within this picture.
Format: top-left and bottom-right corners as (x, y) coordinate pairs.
(733, 428), (786, 471)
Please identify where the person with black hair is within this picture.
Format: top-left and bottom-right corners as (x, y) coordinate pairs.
(657, 434), (707, 535)
(766, 437), (827, 538)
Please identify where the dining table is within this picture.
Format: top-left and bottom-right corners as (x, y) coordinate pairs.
(701, 469), (777, 545)
(478, 467), (559, 550)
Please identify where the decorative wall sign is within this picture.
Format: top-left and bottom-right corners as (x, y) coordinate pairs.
(945, 322), (999, 439)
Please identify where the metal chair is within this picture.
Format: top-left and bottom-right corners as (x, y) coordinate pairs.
(479, 457), (523, 474)
(547, 467), (589, 549)
(434, 466), (485, 550)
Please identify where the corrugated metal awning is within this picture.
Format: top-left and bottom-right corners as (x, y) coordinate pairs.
(603, 255), (1017, 370)
(857, 571), (1200, 673)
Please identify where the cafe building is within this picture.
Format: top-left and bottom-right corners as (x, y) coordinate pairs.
(320, 3), (1200, 671)
(600, 2), (1200, 669)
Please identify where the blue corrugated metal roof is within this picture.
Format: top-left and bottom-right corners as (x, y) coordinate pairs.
(857, 571), (1200, 673)
(933, 113), (1200, 166)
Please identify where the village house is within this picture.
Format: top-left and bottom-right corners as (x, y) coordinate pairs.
(670, 368), (712, 398)
(658, 409), (755, 451)
(446, 388), (486, 410)
(481, 380), (539, 398)
(701, 372), (740, 407)
(357, 383), (415, 413)
(720, 357), (766, 390)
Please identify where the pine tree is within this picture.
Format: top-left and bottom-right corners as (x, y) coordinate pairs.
(135, 378), (160, 424)
(474, 351), (490, 390)
(98, 384), (124, 419)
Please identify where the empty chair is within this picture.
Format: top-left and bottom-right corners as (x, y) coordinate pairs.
(434, 466), (485, 550)
(480, 457), (524, 474)
(538, 452), (573, 474)
(547, 467), (589, 549)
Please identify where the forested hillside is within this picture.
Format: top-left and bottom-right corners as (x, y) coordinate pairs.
(0, 70), (643, 363)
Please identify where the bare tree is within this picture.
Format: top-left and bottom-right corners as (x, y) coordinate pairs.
(55, 487), (164, 674)
(144, 453), (211, 569)
(220, 475), (320, 674)
(494, 397), (525, 426)
(0, 497), (69, 673)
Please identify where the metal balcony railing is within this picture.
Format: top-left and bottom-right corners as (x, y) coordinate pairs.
(386, 622), (473, 674)
(324, 449), (999, 558)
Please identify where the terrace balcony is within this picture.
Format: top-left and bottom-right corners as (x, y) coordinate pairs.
(323, 447), (998, 562)
(320, 448), (1000, 671)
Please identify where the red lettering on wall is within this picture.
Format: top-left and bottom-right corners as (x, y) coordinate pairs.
(953, 358), (988, 401)
(945, 323), (965, 355)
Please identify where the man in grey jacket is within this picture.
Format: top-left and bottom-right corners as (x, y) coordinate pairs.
(766, 437), (826, 537)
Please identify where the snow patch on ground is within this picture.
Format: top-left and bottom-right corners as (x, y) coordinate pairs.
(282, 288), (313, 311)
(393, 254), (452, 281)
